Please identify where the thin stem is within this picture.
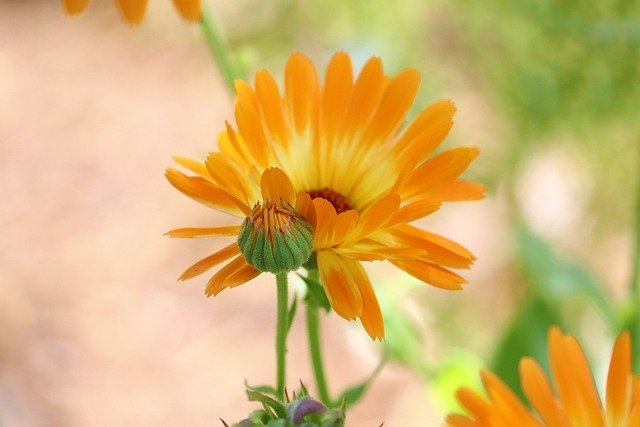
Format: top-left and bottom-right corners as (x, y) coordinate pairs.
(306, 269), (331, 405)
(275, 272), (289, 401)
(199, 6), (243, 93)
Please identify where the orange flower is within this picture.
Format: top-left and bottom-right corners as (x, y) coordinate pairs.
(61, 0), (201, 24)
(447, 327), (640, 426)
(167, 52), (483, 339)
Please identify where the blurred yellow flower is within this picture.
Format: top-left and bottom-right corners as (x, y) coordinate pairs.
(167, 52), (483, 340)
(447, 327), (640, 426)
(61, 0), (201, 24)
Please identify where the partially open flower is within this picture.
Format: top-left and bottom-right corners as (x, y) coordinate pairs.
(166, 167), (315, 296)
(238, 198), (313, 275)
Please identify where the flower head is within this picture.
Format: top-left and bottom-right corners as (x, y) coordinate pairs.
(447, 327), (640, 426)
(167, 52), (484, 340)
(61, 0), (201, 24)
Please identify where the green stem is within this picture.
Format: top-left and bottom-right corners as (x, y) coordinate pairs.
(199, 6), (243, 93)
(306, 270), (331, 405)
(275, 272), (289, 401)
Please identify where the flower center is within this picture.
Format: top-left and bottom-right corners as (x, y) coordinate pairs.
(307, 188), (353, 214)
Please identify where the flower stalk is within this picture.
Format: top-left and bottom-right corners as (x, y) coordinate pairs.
(306, 269), (331, 405)
(276, 272), (289, 400)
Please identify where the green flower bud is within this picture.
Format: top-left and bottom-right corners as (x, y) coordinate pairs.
(238, 199), (314, 274)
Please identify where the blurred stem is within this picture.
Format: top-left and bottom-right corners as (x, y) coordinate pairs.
(306, 269), (331, 405)
(200, 5), (243, 94)
(276, 272), (289, 401)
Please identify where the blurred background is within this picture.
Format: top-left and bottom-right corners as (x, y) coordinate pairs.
(1, 0), (639, 425)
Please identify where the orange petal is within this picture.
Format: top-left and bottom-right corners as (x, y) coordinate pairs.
(284, 54), (319, 134)
(431, 180), (486, 202)
(172, 0), (201, 21)
(446, 414), (480, 427)
(401, 147), (480, 201)
(342, 258), (384, 340)
(393, 99), (456, 166)
(321, 51), (353, 145)
(295, 191), (316, 229)
(347, 194), (400, 243)
(255, 70), (290, 149)
(606, 331), (632, 425)
(205, 152), (251, 205)
(390, 224), (476, 268)
(391, 259), (466, 290)
(116, 0), (147, 24)
(165, 225), (241, 238)
(343, 56), (385, 139)
(456, 387), (491, 422)
(165, 168), (250, 216)
(173, 156), (212, 180)
(481, 370), (540, 426)
(235, 79), (259, 110)
(62, 0), (90, 15)
(387, 198), (441, 227)
(361, 68), (420, 146)
(205, 255), (246, 296)
(520, 357), (565, 427)
(235, 100), (270, 167)
(312, 198), (338, 249)
(317, 250), (362, 320)
(260, 167), (294, 203)
(178, 243), (240, 281)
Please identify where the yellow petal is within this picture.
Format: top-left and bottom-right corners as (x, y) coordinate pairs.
(431, 180), (486, 202)
(62, 0), (90, 15)
(178, 243), (240, 281)
(347, 193), (400, 243)
(165, 225), (241, 238)
(172, 0), (201, 21)
(235, 100), (270, 167)
(173, 156), (212, 180)
(312, 198), (338, 249)
(387, 197), (441, 227)
(321, 51), (353, 145)
(342, 56), (384, 139)
(317, 250), (362, 320)
(116, 0), (147, 25)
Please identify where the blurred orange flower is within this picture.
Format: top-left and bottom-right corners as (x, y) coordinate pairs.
(61, 0), (201, 24)
(167, 52), (483, 340)
(448, 327), (640, 426)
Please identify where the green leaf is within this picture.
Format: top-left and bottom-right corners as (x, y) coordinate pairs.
(491, 297), (560, 400)
(333, 357), (386, 408)
(516, 226), (615, 323)
(287, 295), (298, 333)
(246, 387), (287, 419)
(299, 274), (331, 312)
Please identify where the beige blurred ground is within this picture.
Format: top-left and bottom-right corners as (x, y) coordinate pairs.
(0, 2), (474, 425)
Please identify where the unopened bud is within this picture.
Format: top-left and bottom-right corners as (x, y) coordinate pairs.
(238, 199), (313, 274)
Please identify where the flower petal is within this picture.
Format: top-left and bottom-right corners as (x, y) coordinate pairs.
(391, 259), (467, 290)
(205, 255), (246, 296)
(606, 331), (632, 425)
(165, 168), (250, 216)
(62, 0), (90, 15)
(390, 225), (476, 268)
(255, 70), (290, 149)
(178, 243), (240, 281)
(172, 0), (201, 21)
(343, 56), (384, 139)
(165, 225), (241, 238)
(285, 54), (319, 134)
(260, 167), (295, 204)
(431, 180), (486, 202)
(321, 51), (353, 145)
(347, 194), (400, 243)
(342, 258), (383, 340)
(205, 152), (252, 205)
(520, 357), (566, 427)
(317, 250), (362, 320)
(116, 0), (147, 24)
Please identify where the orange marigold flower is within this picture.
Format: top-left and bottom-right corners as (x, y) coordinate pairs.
(167, 52), (484, 340)
(61, 0), (201, 24)
(447, 327), (640, 426)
